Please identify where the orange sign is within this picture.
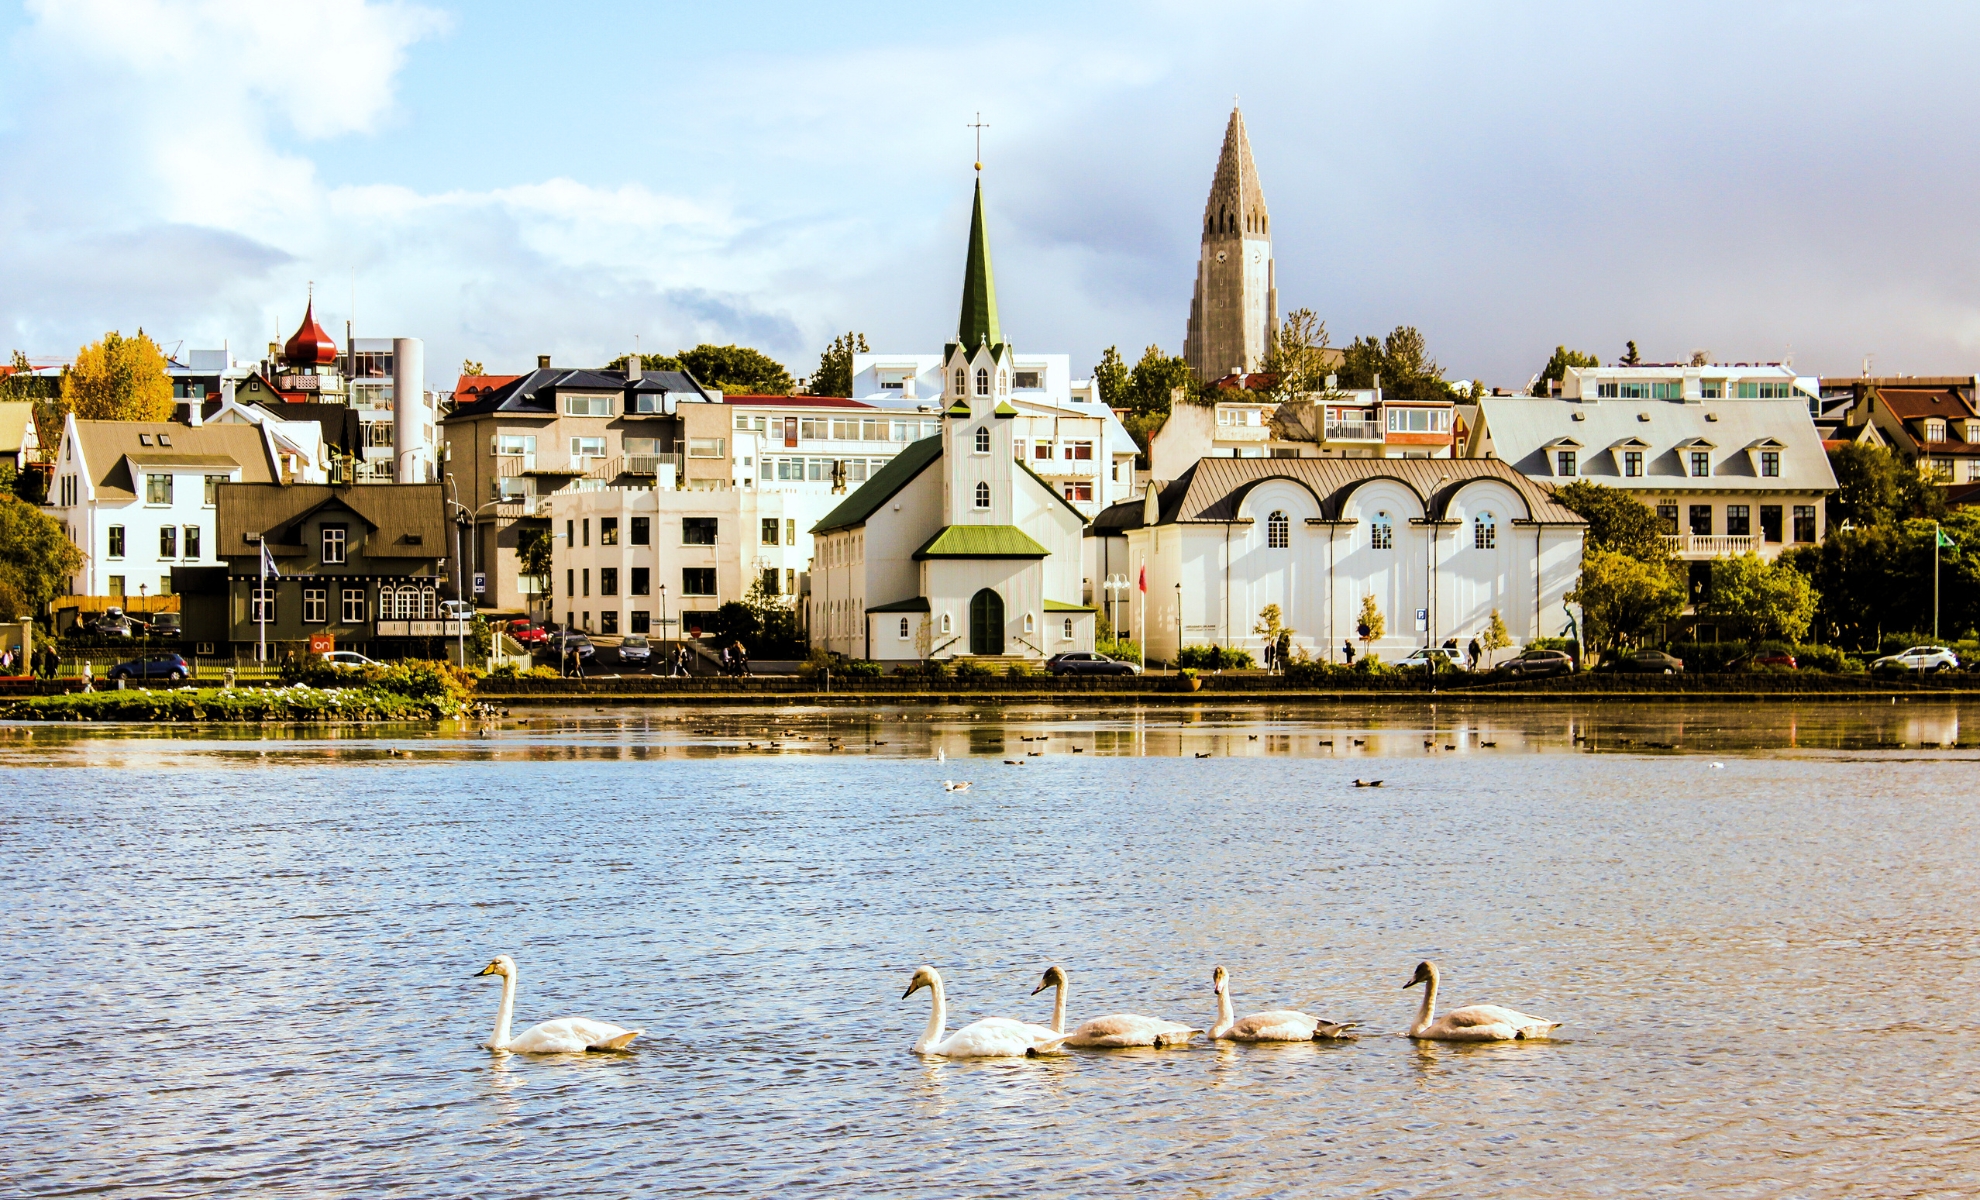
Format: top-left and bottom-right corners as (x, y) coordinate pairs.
(309, 633), (335, 655)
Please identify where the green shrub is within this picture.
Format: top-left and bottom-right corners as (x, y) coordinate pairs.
(1095, 638), (1140, 661)
(526, 665), (561, 680)
(1004, 662), (1033, 678)
(840, 659), (882, 678)
(1, 684), (455, 722)
(1790, 644), (1850, 672)
(1177, 645), (1256, 670)
(953, 660), (992, 680)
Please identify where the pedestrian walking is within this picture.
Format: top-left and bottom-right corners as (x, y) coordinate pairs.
(1262, 638), (1275, 673)
(735, 641), (751, 678)
(1467, 636), (1482, 672)
(1343, 639), (1355, 666)
(1276, 631), (1291, 671)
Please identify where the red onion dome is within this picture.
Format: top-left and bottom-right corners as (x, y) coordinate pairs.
(283, 300), (339, 367)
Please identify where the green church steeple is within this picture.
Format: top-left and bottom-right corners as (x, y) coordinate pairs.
(957, 179), (1002, 349)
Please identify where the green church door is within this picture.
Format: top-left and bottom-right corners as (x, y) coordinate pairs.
(968, 589), (1004, 656)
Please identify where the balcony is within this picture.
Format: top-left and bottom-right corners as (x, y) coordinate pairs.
(1215, 424), (1271, 442)
(1028, 458), (1097, 477)
(1663, 534), (1756, 558)
(495, 496), (551, 520)
(1324, 421), (1385, 442)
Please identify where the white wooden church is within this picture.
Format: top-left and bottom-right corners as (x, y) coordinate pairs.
(808, 179), (1094, 666)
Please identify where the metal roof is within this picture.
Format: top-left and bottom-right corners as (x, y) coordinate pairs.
(1473, 396), (1837, 493)
(1146, 456), (1584, 526)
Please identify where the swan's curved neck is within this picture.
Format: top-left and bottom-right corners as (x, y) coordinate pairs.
(1211, 982), (1234, 1038)
(914, 975), (948, 1052)
(1050, 979), (1067, 1034)
(488, 970), (517, 1050)
(1409, 971), (1439, 1037)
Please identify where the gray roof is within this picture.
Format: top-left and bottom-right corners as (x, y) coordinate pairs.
(1472, 396), (1836, 493)
(445, 367), (713, 419)
(1137, 457), (1582, 528)
(216, 483), (448, 561)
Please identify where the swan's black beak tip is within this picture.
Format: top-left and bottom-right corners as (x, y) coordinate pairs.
(1030, 983), (1047, 995)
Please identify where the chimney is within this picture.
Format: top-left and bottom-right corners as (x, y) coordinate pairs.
(626, 354), (642, 382)
(537, 354), (551, 369)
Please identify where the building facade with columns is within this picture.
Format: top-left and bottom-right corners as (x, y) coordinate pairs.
(1115, 458), (1584, 664)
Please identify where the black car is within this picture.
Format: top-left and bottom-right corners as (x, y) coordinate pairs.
(1500, 648), (1575, 678)
(107, 653), (192, 682)
(1045, 651), (1140, 676)
(144, 612), (182, 637)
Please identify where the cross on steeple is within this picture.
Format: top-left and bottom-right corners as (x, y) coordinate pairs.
(968, 112), (988, 171)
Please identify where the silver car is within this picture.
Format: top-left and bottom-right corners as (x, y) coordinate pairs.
(617, 634), (652, 665)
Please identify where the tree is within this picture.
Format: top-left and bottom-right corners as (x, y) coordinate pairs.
(1, 351), (58, 472)
(61, 331), (173, 421)
(1529, 345), (1600, 396)
(1356, 593), (1384, 644)
(1253, 603), (1294, 641)
(1568, 549), (1686, 652)
(1828, 441), (1944, 529)
(1334, 326), (1455, 404)
(461, 359), (486, 376)
(808, 332), (868, 398)
(606, 351), (685, 374)
(1258, 309), (1334, 403)
(1697, 551), (1818, 643)
(1689, 350), (1711, 367)
(1092, 346), (1130, 410)
(608, 345), (795, 395)
(0, 492), (83, 614)
(516, 528), (552, 581)
(1550, 480), (1672, 563)
(1482, 608), (1512, 666)
(1783, 508), (1980, 647)
(1619, 340), (1641, 366)
(1126, 344), (1193, 415)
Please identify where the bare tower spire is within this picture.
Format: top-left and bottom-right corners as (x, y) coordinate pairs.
(1183, 106), (1278, 381)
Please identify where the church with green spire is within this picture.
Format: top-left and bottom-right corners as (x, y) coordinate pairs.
(806, 177), (1095, 665)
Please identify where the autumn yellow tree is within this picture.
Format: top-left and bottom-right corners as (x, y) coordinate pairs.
(61, 330), (174, 421)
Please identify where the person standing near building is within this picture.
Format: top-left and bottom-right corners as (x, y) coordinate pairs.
(1467, 636), (1482, 672)
(1343, 639), (1355, 667)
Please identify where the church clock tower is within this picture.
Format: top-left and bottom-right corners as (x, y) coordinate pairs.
(1184, 106), (1278, 382)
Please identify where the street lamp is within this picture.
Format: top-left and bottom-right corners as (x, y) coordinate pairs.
(1102, 573), (1130, 647)
(659, 582), (671, 672)
(1173, 580), (1182, 671)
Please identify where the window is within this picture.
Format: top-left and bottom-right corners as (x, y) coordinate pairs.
(1700, 380), (1724, 398)
(631, 567), (650, 596)
(1689, 505), (1713, 536)
(1062, 482), (1092, 502)
(974, 481), (991, 509)
(108, 525), (125, 559)
(1023, 610), (1034, 633)
(800, 418), (829, 440)
(683, 517), (717, 545)
(1651, 382), (1682, 400)
(683, 567), (716, 596)
(321, 525), (347, 564)
(146, 474), (173, 504)
(1386, 408), (1453, 433)
(570, 436), (606, 461)
(975, 367), (989, 396)
(1690, 451), (1711, 477)
(762, 518), (781, 546)
(974, 427), (991, 453)
(562, 394), (611, 416)
(59, 475), (76, 506)
(940, 612), (952, 634)
(1034, 441), (1053, 460)
(786, 519), (796, 545)
(1597, 382), (1618, 398)
(1657, 503), (1679, 535)
(1370, 512), (1393, 550)
(204, 474), (227, 505)
(1793, 505), (1817, 542)
(566, 568), (574, 597)
(629, 610), (650, 633)
(302, 587), (327, 624)
(761, 567), (780, 596)
(1734, 381), (1798, 400)
(1015, 371), (1040, 389)
(159, 527), (177, 558)
(582, 569), (590, 597)
(600, 518), (619, 546)
(1556, 450), (1577, 476)
(566, 520), (574, 547)
(899, 616), (911, 640)
(1760, 451), (1780, 477)
(183, 526), (200, 559)
(341, 587), (366, 623)
(954, 367), (965, 396)
(600, 568), (619, 597)
(1726, 505), (1750, 536)
(688, 438), (725, 458)
(1062, 616), (1074, 640)
(1474, 512), (1496, 549)
(1624, 451), (1643, 477)
(1065, 441), (1093, 460)
(1930, 457), (1955, 481)
(108, 575), (125, 599)
(1760, 505), (1782, 543)
(1267, 510), (1290, 548)
(1925, 420), (1947, 442)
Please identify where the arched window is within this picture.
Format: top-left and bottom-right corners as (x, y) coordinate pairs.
(1062, 616), (1073, 640)
(953, 367), (965, 396)
(974, 481), (991, 509)
(1023, 611), (1035, 634)
(997, 370), (1008, 395)
(975, 367), (989, 396)
(1474, 512), (1496, 550)
(1370, 512), (1393, 550)
(940, 612), (952, 635)
(974, 427), (991, 453)
(1267, 510), (1290, 548)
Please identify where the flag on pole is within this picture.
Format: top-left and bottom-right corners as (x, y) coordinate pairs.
(1938, 529), (1957, 548)
(1137, 564), (1146, 593)
(260, 538), (280, 580)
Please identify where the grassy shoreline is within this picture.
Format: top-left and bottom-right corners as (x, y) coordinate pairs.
(0, 684), (461, 722)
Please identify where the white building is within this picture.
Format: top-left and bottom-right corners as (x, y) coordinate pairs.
(810, 178), (1095, 665)
(1119, 458), (1584, 664)
(48, 416), (280, 600)
(1548, 362), (1819, 416)
(1149, 377), (1458, 478)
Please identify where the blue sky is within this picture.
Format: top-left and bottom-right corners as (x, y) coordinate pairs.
(5, 1), (1980, 390)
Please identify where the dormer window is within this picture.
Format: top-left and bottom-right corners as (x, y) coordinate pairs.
(1760, 451), (1780, 477)
(1925, 419), (1947, 442)
(975, 367), (990, 397)
(157, 433), (171, 447)
(1690, 451), (1711, 477)
(1556, 449), (1577, 476)
(138, 433), (153, 446)
(1624, 451), (1642, 476)
(1966, 421), (1980, 443)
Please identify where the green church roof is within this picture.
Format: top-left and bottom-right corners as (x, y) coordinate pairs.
(958, 179), (1002, 350)
(912, 524), (1049, 560)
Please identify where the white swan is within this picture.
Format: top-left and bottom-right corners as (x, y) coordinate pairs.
(474, 955), (644, 1053)
(903, 965), (1067, 1057)
(1209, 965), (1358, 1041)
(1032, 964), (1200, 1048)
(1402, 960), (1561, 1041)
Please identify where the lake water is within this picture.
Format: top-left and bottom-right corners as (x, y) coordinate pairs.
(4, 699), (1977, 1198)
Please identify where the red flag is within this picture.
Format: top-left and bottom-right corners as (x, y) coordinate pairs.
(1137, 565), (1146, 593)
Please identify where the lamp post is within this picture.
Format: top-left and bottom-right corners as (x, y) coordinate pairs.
(1103, 574), (1129, 648)
(1173, 580), (1182, 671)
(659, 582), (670, 672)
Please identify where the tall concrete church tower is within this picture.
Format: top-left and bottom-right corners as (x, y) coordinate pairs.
(1183, 106), (1278, 381)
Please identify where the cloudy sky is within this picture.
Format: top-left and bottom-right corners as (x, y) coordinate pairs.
(3, 1), (1979, 390)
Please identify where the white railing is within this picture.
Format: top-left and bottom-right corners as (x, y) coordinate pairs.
(1663, 534), (1757, 557)
(1325, 421), (1385, 442)
(1032, 458), (1097, 477)
(1216, 425), (1271, 442)
(376, 619), (470, 637)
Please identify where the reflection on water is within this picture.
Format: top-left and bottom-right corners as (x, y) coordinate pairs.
(3, 699), (1977, 1197)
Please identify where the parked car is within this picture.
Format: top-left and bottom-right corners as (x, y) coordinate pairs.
(1397, 647), (1465, 672)
(1727, 649), (1794, 671)
(1500, 648), (1575, 678)
(1045, 651), (1140, 676)
(144, 612), (182, 637)
(617, 634), (652, 665)
(85, 608), (136, 638)
(1871, 645), (1959, 673)
(1608, 650), (1685, 673)
(320, 651), (381, 668)
(506, 619), (549, 648)
(106, 653), (192, 682)
(544, 630), (596, 662)
(440, 599), (475, 620)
